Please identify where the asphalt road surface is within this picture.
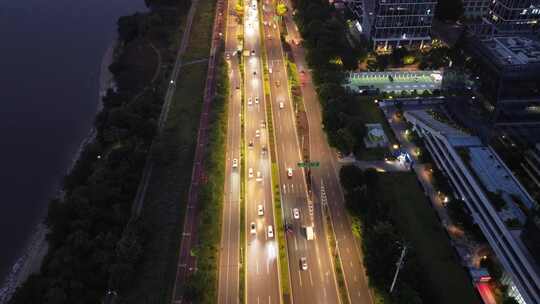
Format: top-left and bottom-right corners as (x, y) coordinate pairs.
(217, 0), (242, 302)
(244, 1), (281, 303)
(282, 2), (374, 303)
(261, 2), (341, 303)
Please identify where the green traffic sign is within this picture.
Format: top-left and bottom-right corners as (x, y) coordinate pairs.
(297, 161), (320, 168)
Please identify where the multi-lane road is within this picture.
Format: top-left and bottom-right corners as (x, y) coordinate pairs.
(260, 2), (341, 303)
(218, 0), (242, 301)
(282, 3), (374, 303)
(243, 1), (281, 303)
(217, 0), (374, 303)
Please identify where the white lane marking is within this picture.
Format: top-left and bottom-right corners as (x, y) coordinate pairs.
(268, 296), (271, 304)
(267, 258), (270, 274)
(354, 275), (358, 282)
(309, 269), (314, 286)
(298, 270), (303, 287)
(256, 259), (259, 274)
(257, 296), (260, 304)
(294, 236), (298, 250)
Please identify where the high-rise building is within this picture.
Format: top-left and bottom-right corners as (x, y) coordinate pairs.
(466, 36), (540, 124)
(357, 0), (437, 50)
(486, 0), (540, 34)
(463, 0), (490, 19)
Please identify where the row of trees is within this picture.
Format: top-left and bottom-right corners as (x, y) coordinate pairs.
(339, 166), (424, 303)
(9, 1), (186, 302)
(291, 0), (368, 155)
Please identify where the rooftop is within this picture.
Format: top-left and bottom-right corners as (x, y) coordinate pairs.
(481, 36), (540, 66)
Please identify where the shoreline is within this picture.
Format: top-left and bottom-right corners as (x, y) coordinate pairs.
(0, 40), (116, 304)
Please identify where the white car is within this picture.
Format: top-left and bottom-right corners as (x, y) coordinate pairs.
(255, 97), (259, 104)
(267, 225), (274, 238)
(255, 129), (260, 138)
(232, 158), (238, 168)
(260, 120), (266, 128)
(279, 101), (284, 109)
(248, 97), (253, 106)
(300, 257), (308, 270)
(256, 171), (262, 182)
(248, 168), (254, 178)
(293, 208), (300, 219)
(269, 67), (273, 74)
(258, 204), (264, 216)
(250, 222), (257, 235)
(287, 167), (293, 178)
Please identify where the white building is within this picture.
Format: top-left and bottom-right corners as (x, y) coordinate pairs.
(405, 109), (540, 304)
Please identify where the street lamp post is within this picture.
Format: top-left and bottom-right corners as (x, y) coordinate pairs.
(389, 244), (408, 293)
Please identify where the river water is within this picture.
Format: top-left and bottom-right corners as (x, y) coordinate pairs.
(0, 0), (146, 282)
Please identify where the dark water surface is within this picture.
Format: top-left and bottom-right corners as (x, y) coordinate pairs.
(0, 0), (146, 281)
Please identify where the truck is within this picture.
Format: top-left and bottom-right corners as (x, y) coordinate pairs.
(305, 226), (314, 240)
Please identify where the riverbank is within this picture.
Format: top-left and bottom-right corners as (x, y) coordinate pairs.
(0, 41), (116, 304)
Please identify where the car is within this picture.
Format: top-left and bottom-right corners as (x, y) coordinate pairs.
(226, 53), (230, 60)
(255, 129), (260, 138)
(300, 257), (308, 270)
(261, 145), (267, 155)
(236, 85), (240, 90)
(232, 158), (238, 168)
(253, 71), (257, 76)
(293, 208), (300, 219)
(255, 97), (259, 104)
(251, 49), (255, 55)
(260, 120), (266, 128)
(248, 140), (254, 148)
(267, 225), (274, 238)
(268, 67), (272, 74)
(248, 97), (253, 105)
(258, 204), (264, 216)
(279, 102), (284, 109)
(273, 23), (277, 29)
(250, 222), (257, 235)
(275, 80), (280, 87)
(287, 167), (293, 177)
(248, 168), (254, 178)
(256, 171), (262, 182)
(300, 70), (305, 74)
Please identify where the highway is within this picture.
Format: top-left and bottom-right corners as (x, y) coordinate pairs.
(260, 2), (341, 304)
(218, 0), (242, 301)
(243, 1), (281, 304)
(281, 3), (374, 304)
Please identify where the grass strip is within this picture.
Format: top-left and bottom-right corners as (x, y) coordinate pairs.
(272, 163), (291, 298)
(239, 52), (246, 304)
(190, 55), (229, 303)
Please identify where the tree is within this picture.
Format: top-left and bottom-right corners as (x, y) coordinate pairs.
(502, 297), (520, 304)
(435, 0), (464, 21)
(235, 3), (244, 18)
(339, 165), (364, 192)
(276, 3), (288, 16)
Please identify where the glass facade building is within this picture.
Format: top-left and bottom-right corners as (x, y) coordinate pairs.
(360, 0), (437, 50)
(487, 0), (540, 34)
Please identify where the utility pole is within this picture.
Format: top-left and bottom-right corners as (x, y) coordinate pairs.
(389, 244), (408, 293)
